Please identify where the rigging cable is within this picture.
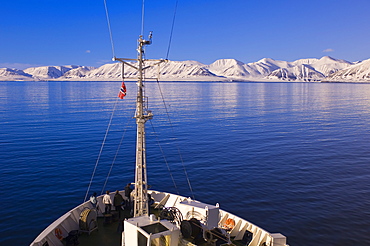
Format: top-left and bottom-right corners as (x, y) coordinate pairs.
(166, 0), (179, 60)
(103, 0), (116, 58)
(101, 62), (133, 194)
(149, 120), (180, 195)
(101, 112), (134, 195)
(84, 98), (119, 202)
(156, 0), (195, 198)
(141, 0), (145, 36)
(84, 0), (117, 202)
(156, 79), (195, 199)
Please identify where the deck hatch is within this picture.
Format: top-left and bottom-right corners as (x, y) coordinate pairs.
(141, 222), (168, 234)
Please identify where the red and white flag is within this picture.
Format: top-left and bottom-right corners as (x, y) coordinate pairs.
(118, 82), (127, 99)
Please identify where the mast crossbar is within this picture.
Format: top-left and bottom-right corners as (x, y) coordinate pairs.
(114, 57), (167, 71)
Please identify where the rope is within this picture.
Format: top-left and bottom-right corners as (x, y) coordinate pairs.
(100, 60), (130, 194)
(149, 120), (179, 195)
(101, 114), (133, 194)
(141, 0), (145, 36)
(122, 62), (124, 80)
(166, 0), (179, 59)
(156, 79), (195, 199)
(103, 0), (116, 58)
(189, 220), (231, 244)
(159, 207), (183, 225)
(84, 98), (119, 202)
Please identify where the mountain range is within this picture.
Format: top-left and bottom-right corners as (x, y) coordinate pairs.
(1, 56), (370, 82)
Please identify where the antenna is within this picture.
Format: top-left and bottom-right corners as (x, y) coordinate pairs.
(148, 31), (153, 43)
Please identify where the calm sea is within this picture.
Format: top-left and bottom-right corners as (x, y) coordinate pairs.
(1, 81), (370, 245)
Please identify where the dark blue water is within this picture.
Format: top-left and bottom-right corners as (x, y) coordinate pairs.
(1, 81), (370, 245)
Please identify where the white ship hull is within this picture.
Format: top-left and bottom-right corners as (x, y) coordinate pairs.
(31, 190), (287, 246)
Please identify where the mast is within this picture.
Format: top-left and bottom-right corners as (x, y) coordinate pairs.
(133, 34), (151, 217)
(115, 33), (166, 217)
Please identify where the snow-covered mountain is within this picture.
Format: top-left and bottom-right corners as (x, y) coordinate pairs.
(57, 61), (219, 81)
(267, 64), (325, 82)
(324, 58), (370, 82)
(0, 68), (32, 80)
(1, 56), (369, 82)
(206, 58), (291, 79)
(24, 65), (82, 80)
(62, 66), (95, 79)
(160, 60), (217, 78)
(266, 56), (354, 81)
(295, 56), (353, 76)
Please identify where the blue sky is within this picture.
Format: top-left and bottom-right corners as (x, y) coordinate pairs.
(1, 0), (370, 69)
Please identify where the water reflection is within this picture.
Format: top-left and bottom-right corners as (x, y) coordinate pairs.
(2, 81), (370, 245)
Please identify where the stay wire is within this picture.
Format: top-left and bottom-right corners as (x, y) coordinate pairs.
(101, 63), (131, 194)
(149, 120), (180, 195)
(156, 79), (195, 199)
(101, 112), (134, 195)
(166, 0), (179, 60)
(103, 0), (116, 58)
(84, 97), (120, 202)
(141, 0), (145, 36)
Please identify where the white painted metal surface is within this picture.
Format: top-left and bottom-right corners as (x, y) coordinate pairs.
(30, 190), (287, 246)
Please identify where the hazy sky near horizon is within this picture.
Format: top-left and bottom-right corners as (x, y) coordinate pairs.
(1, 0), (370, 69)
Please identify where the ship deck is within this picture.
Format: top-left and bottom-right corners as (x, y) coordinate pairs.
(75, 207), (164, 246)
(76, 220), (248, 246)
(77, 211), (124, 246)
(62, 205), (258, 246)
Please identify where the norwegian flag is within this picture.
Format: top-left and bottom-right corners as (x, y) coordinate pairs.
(118, 82), (127, 99)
